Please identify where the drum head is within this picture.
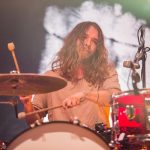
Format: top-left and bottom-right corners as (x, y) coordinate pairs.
(7, 121), (110, 150)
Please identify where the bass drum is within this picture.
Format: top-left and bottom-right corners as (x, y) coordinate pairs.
(7, 121), (110, 150)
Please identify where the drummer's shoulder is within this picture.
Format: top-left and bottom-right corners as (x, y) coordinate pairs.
(43, 69), (63, 78)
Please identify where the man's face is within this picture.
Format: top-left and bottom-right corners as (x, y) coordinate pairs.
(76, 26), (99, 60)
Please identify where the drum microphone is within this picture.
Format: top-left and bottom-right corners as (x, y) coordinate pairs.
(123, 47), (144, 69)
(123, 60), (140, 69)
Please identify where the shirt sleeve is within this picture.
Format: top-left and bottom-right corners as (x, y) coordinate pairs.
(32, 93), (48, 109)
(102, 65), (121, 91)
(31, 70), (62, 110)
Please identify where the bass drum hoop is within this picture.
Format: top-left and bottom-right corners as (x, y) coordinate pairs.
(7, 121), (110, 150)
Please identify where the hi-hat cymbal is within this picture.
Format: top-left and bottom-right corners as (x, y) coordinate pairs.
(0, 73), (67, 96)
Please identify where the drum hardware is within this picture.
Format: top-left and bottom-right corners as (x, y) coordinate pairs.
(145, 97), (150, 130)
(72, 116), (80, 125)
(111, 101), (120, 135)
(127, 134), (150, 142)
(95, 123), (112, 149)
(126, 134), (150, 150)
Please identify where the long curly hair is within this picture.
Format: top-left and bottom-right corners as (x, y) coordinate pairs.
(52, 21), (110, 87)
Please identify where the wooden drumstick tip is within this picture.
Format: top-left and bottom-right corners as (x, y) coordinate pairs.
(7, 42), (15, 52)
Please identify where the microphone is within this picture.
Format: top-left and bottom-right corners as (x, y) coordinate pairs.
(123, 60), (140, 69)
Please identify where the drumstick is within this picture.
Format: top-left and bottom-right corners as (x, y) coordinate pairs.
(18, 104), (63, 119)
(18, 97), (106, 120)
(18, 98), (86, 119)
(7, 42), (20, 73)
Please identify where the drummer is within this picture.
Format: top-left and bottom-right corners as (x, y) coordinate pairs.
(20, 21), (121, 128)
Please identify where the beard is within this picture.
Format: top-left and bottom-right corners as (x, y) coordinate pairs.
(75, 46), (97, 68)
(76, 43), (95, 61)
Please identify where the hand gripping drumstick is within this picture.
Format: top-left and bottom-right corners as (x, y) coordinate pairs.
(18, 105), (63, 119)
(7, 42), (20, 73)
(18, 98), (86, 119)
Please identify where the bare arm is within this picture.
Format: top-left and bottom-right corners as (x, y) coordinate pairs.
(84, 88), (120, 106)
(19, 96), (44, 125)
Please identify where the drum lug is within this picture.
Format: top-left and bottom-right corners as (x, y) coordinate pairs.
(30, 119), (43, 128)
(72, 117), (80, 125)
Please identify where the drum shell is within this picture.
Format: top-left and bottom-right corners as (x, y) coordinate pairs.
(112, 89), (150, 135)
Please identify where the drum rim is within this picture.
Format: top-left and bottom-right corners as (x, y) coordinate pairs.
(112, 88), (150, 99)
(7, 120), (109, 148)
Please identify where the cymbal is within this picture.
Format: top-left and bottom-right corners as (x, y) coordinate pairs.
(0, 73), (67, 96)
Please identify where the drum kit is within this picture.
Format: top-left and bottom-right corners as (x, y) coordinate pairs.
(1, 26), (150, 149)
(0, 73), (150, 150)
(111, 89), (150, 149)
(0, 72), (110, 150)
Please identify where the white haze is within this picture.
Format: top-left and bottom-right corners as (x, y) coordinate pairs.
(39, 1), (150, 91)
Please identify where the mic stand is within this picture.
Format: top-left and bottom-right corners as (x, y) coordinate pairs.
(12, 99), (18, 118)
(135, 24), (150, 88)
(141, 51), (146, 88)
(131, 67), (140, 95)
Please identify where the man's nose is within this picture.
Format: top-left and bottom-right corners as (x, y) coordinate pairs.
(84, 38), (91, 47)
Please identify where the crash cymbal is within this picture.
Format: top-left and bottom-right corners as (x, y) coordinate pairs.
(0, 73), (67, 96)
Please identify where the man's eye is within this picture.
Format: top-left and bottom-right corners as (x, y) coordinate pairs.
(93, 40), (98, 45)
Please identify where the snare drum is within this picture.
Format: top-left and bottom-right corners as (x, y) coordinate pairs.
(112, 89), (150, 135)
(7, 121), (110, 150)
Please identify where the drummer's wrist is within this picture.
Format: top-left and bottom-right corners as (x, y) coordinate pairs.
(23, 101), (34, 112)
